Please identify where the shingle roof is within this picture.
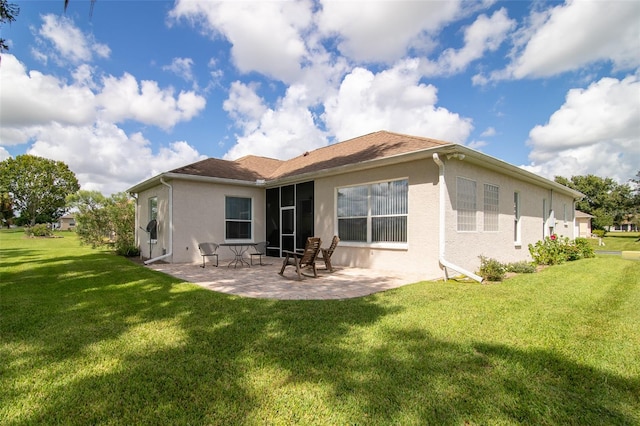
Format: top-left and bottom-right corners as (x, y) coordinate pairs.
(169, 131), (452, 181)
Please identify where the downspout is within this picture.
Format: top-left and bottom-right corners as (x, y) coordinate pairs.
(144, 178), (173, 265)
(432, 153), (483, 282)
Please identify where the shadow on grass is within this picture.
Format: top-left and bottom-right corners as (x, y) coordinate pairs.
(2, 251), (639, 424)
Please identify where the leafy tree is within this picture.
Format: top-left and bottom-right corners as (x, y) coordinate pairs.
(68, 190), (138, 256)
(0, 0), (19, 53)
(0, 192), (14, 227)
(0, 155), (80, 226)
(555, 174), (637, 230)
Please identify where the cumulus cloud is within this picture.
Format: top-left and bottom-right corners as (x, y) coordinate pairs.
(422, 8), (515, 76)
(223, 82), (327, 160)
(35, 14), (110, 64)
(488, 0), (640, 80)
(0, 54), (207, 193)
(96, 73), (206, 130)
(27, 121), (205, 194)
(163, 57), (195, 82)
(524, 75), (640, 182)
(317, 0), (462, 63)
(170, 0), (311, 82)
(323, 60), (473, 143)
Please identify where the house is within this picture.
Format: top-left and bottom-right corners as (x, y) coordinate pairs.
(127, 131), (583, 281)
(575, 210), (594, 238)
(57, 214), (76, 231)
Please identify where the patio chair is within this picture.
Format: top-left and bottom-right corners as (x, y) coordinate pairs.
(198, 242), (219, 268)
(250, 241), (269, 265)
(279, 237), (321, 280)
(317, 235), (340, 272)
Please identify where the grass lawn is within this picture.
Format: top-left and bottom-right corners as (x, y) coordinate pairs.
(1, 229), (639, 425)
(588, 232), (640, 252)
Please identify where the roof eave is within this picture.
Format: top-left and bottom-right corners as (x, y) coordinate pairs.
(127, 172), (263, 194)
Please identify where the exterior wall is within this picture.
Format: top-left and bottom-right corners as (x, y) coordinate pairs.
(136, 184), (169, 260)
(171, 179), (266, 264)
(58, 216), (76, 231)
(313, 159), (442, 279)
(577, 218), (592, 237)
(443, 158), (577, 272)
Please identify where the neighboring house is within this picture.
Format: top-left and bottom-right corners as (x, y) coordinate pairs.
(58, 214), (76, 231)
(127, 131), (583, 281)
(575, 210), (594, 237)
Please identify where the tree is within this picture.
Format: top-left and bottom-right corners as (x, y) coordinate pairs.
(0, 0), (19, 53)
(0, 155), (80, 226)
(68, 190), (138, 256)
(0, 192), (14, 228)
(555, 174), (637, 230)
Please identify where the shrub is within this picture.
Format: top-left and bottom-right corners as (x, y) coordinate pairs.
(505, 261), (537, 274)
(529, 235), (596, 265)
(592, 229), (607, 238)
(574, 237), (595, 258)
(116, 244), (140, 257)
(529, 235), (567, 265)
(478, 256), (506, 282)
(25, 224), (52, 237)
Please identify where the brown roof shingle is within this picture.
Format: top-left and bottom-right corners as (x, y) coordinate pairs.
(170, 130), (452, 182)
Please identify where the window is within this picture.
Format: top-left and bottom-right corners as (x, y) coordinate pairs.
(514, 192), (521, 245)
(225, 196), (252, 240)
(149, 197), (158, 221)
(457, 177), (476, 231)
(337, 179), (408, 243)
(484, 183), (499, 232)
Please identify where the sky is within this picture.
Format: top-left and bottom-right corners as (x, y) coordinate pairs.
(1, 0), (639, 195)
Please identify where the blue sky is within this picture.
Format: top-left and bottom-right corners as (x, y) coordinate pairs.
(1, 0), (638, 194)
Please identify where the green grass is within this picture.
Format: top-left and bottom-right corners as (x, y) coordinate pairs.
(1, 229), (639, 425)
(588, 232), (640, 252)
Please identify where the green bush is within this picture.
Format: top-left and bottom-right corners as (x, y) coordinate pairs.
(529, 235), (596, 265)
(574, 237), (595, 258)
(478, 256), (506, 282)
(505, 261), (537, 274)
(592, 229), (607, 238)
(116, 244), (140, 257)
(25, 224), (52, 237)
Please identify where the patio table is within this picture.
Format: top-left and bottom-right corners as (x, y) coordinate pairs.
(220, 242), (256, 268)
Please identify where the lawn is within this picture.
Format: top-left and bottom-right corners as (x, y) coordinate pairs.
(588, 232), (640, 252)
(1, 229), (639, 425)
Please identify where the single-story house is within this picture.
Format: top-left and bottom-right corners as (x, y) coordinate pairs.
(127, 131), (583, 281)
(575, 210), (594, 238)
(57, 214), (76, 231)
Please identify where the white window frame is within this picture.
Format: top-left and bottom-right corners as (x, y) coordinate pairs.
(225, 196), (253, 241)
(457, 177), (477, 232)
(483, 183), (499, 232)
(336, 178), (408, 248)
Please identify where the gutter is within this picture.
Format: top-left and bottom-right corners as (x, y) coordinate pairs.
(432, 153), (483, 283)
(144, 178), (173, 265)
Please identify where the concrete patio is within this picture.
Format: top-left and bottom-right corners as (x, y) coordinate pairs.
(146, 260), (433, 300)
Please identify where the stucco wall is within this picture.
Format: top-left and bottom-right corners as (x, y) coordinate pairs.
(313, 159), (443, 279)
(171, 180), (266, 264)
(443, 158), (577, 272)
(136, 185), (169, 260)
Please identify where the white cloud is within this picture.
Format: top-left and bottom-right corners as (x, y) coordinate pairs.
(0, 54), (96, 136)
(26, 121), (205, 194)
(170, 0), (312, 82)
(96, 73), (206, 130)
(525, 75), (640, 182)
(317, 0), (462, 63)
(323, 60), (473, 143)
(0, 147), (10, 161)
(163, 57), (195, 82)
(422, 8), (515, 76)
(480, 127), (496, 137)
(36, 14), (110, 64)
(494, 0), (640, 80)
(223, 82), (327, 160)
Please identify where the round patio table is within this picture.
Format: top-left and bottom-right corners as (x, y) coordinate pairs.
(220, 242), (256, 268)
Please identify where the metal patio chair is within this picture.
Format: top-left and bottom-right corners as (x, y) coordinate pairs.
(198, 242), (219, 268)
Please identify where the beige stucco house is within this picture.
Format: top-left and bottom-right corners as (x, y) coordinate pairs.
(57, 214), (76, 231)
(575, 210), (594, 237)
(127, 131), (583, 281)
